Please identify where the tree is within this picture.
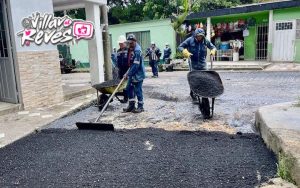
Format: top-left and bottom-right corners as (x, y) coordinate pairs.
(143, 0), (178, 20)
(171, 0), (189, 45)
(108, 0), (146, 24)
(191, 0), (248, 12)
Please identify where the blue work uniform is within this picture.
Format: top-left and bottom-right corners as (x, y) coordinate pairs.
(116, 47), (129, 79)
(145, 47), (161, 76)
(163, 47), (172, 64)
(126, 43), (146, 108)
(178, 37), (216, 70)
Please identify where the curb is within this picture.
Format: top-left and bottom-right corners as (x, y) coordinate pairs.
(35, 97), (97, 133)
(63, 88), (96, 101)
(255, 103), (300, 186)
(0, 94), (97, 149)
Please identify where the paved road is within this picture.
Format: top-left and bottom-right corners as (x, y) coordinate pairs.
(1, 71), (299, 187)
(0, 129), (276, 188)
(47, 71), (300, 133)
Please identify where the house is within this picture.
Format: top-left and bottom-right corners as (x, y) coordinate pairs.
(185, 0), (300, 62)
(0, 0), (107, 113)
(109, 19), (177, 64)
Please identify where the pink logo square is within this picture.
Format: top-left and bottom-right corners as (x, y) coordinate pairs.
(73, 22), (94, 39)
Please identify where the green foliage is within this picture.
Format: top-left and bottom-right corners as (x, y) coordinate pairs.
(54, 8), (86, 20)
(171, 0), (189, 37)
(143, 0), (178, 20)
(174, 51), (184, 59)
(295, 97), (300, 107)
(55, 0), (256, 24)
(191, 0), (251, 12)
(277, 152), (296, 184)
(109, 1), (145, 24)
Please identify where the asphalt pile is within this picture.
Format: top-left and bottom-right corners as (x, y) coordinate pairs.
(93, 79), (121, 89)
(0, 128), (276, 187)
(188, 71), (224, 98)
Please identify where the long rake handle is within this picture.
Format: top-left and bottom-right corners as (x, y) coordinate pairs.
(210, 55), (213, 70)
(95, 73), (128, 122)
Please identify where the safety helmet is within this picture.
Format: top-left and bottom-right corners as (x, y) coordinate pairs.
(118, 35), (126, 43)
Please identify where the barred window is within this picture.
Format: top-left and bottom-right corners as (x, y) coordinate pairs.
(276, 22), (293, 30)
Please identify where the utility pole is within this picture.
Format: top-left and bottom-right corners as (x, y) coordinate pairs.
(101, 5), (112, 81)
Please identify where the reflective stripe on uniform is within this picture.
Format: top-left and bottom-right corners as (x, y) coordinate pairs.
(133, 60), (140, 64)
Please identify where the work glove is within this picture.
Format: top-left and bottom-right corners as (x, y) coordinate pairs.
(182, 49), (192, 58)
(210, 48), (216, 56)
(123, 73), (128, 79)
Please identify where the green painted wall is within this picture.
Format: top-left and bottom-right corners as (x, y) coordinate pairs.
(273, 7), (300, 21)
(274, 7), (300, 63)
(109, 19), (176, 59)
(244, 26), (257, 60)
(70, 40), (90, 68)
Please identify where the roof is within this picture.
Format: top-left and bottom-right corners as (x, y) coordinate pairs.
(187, 0), (300, 20)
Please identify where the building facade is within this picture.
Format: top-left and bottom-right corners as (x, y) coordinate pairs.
(109, 19), (176, 62)
(0, 0), (107, 111)
(186, 0), (300, 63)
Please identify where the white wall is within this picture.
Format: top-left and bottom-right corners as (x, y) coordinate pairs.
(9, 0), (57, 52)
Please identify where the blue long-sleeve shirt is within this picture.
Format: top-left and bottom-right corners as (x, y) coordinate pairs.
(127, 43), (145, 82)
(178, 37), (216, 70)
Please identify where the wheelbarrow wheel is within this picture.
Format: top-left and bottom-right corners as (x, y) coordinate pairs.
(98, 94), (111, 111)
(199, 97), (211, 119)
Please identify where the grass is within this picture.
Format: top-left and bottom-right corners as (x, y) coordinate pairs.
(295, 97), (300, 107)
(277, 152), (296, 184)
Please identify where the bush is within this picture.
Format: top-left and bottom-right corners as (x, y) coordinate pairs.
(174, 51), (184, 59)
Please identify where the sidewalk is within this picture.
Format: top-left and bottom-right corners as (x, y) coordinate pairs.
(256, 101), (300, 186)
(0, 93), (97, 148)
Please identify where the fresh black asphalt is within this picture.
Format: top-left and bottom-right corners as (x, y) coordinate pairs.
(0, 128), (276, 188)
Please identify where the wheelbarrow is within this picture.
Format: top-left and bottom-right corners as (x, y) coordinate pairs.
(187, 56), (224, 119)
(92, 79), (128, 111)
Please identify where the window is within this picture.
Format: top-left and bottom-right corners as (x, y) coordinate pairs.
(276, 22), (293, 30)
(126, 31), (150, 56)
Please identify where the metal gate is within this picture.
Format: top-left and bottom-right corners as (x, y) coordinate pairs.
(255, 23), (268, 60)
(0, 0), (18, 103)
(272, 20), (296, 62)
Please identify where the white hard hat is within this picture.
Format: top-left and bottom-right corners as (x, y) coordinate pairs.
(151, 41), (155, 45)
(118, 35), (127, 43)
(165, 43), (169, 46)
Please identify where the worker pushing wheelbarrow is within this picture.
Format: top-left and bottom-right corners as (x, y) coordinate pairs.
(178, 28), (224, 119)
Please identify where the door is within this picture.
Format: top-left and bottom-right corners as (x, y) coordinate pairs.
(256, 24), (268, 60)
(0, 0), (18, 103)
(272, 20), (296, 62)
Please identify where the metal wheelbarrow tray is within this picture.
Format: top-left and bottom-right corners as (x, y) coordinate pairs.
(92, 79), (128, 111)
(187, 70), (224, 119)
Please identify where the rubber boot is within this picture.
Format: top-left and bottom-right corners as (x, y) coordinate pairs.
(121, 90), (128, 103)
(132, 103), (144, 113)
(123, 101), (135, 112)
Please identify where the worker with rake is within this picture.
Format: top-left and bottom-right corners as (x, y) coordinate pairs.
(123, 34), (146, 113)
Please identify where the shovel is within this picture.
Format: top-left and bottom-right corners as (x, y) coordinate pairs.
(76, 74), (128, 131)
